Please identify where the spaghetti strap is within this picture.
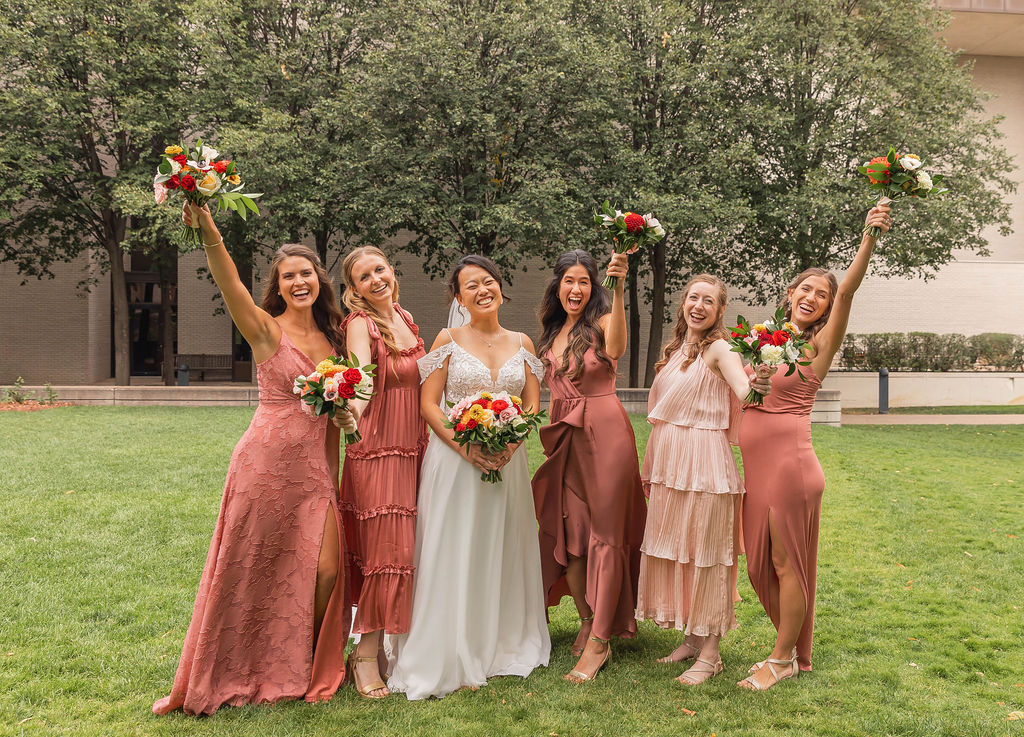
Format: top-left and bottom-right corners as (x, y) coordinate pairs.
(518, 332), (524, 348)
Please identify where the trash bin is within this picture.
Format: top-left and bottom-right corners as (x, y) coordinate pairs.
(177, 363), (190, 386)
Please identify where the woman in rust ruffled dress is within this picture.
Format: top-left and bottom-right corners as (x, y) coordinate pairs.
(532, 249), (647, 683)
(738, 203), (891, 691)
(336, 246), (428, 699)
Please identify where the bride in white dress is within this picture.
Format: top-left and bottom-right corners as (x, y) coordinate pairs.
(388, 255), (551, 700)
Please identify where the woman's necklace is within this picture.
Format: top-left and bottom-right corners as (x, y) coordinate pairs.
(468, 324), (504, 348)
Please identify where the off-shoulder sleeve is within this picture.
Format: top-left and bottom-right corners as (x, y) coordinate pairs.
(522, 350), (546, 384)
(417, 342), (456, 384)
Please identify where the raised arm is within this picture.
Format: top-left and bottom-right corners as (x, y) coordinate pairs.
(600, 251), (629, 360)
(183, 202), (278, 361)
(810, 202), (891, 376)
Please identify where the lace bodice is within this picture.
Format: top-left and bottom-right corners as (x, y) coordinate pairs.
(418, 335), (545, 404)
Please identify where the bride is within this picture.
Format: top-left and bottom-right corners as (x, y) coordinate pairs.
(388, 254), (551, 700)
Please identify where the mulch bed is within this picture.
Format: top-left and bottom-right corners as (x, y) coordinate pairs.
(0, 402), (74, 412)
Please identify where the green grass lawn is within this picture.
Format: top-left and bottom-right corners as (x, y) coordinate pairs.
(844, 405), (1024, 415)
(1, 408), (1021, 737)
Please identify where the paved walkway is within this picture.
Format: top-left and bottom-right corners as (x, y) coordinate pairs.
(842, 413), (1024, 425)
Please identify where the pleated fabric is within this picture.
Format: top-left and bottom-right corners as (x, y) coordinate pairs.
(636, 347), (742, 637)
(339, 307), (428, 635)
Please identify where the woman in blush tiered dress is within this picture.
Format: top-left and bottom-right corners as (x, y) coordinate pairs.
(531, 249), (646, 683)
(388, 255), (550, 700)
(153, 203), (348, 716)
(636, 275), (773, 686)
(738, 203), (892, 691)
(335, 246), (428, 699)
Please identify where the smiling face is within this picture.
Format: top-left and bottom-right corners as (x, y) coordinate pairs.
(558, 264), (592, 319)
(276, 256), (319, 310)
(456, 264), (502, 318)
(349, 252), (395, 309)
(787, 274), (833, 329)
(682, 280), (724, 338)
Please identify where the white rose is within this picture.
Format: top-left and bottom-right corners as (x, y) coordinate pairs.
(197, 171), (221, 197)
(646, 216), (666, 238)
(759, 344), (785, 366)
(914, 171), (933, 192)
(293, 375), (306, 394)
(785, 341), (801, 362)
(900, 154), (921, 171)
(168, 158), (182, 175)
(201, 145), (220, 162)
(356, 374), (373, 395)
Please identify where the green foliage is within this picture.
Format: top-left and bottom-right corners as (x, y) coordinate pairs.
(2, 375), (29, 403)
(43, 382), (59, 404)
(839, 332), (1024, 371)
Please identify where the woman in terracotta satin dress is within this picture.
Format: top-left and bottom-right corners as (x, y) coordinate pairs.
(532, 249), (647, 682)
(335, 247), (428, 699)
(154, 203), (348, 715)
(737, 203), (892, 691)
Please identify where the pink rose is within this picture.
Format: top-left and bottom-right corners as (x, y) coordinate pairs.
(499, 407), (518, 423)
(153, 175), (167, 204)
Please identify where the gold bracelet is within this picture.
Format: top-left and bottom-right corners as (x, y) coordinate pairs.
(203, 240), (224, 249)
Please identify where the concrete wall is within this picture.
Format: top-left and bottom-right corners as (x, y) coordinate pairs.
(824, 371), (1024, 407)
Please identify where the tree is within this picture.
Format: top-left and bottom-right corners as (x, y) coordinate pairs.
(350, 0), (618, 279)
(0, 0), (197, 384)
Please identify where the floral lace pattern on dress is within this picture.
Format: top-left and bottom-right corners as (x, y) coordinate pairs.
(418, 337), (545, 403)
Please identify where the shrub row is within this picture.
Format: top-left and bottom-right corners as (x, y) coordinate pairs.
(838, 333), (1024, 372)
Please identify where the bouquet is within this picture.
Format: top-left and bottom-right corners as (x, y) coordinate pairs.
(444, 391), (547, 483)
(858, 147), (947, 236)
(293, 354), (375, 444)
(593, 201), (665, 289)
(728, 307), (812, 406)
(153, 138), (263, 249)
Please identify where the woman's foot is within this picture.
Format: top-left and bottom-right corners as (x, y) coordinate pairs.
(348, 653), (390, 699)
(571, 614), (594, 657)
(737, 652), (798, 691)
(565, 636), (610, 683)
(676, 657), (723, 686)
(656, 639), (702, 664)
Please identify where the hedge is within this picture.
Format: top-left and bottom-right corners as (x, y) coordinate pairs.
(838, 333), (1024, 372)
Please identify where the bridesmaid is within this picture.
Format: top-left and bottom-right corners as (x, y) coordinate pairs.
(737, 203), (892, 690)
(532, 249), (647, 682)
(336, 247), (428, 698)
(154, 203), (348, 715)
(635, 275), (772, 686)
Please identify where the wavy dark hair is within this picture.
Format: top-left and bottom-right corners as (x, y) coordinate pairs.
(260, 243), (344, 353)
(536, 250), (613, 380)
(446, 254), (508, 303)
(655, 274), (728, 374)
(780, 267), (838, 344)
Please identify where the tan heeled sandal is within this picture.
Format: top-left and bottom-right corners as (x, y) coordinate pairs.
(347, 653), (389, 699)
(565, 635), (611, 683)
(738, 651), (798, 691)
(571, 614), (595, 657)
(676, 657), (723, 686)
(657, 640), (702, 664)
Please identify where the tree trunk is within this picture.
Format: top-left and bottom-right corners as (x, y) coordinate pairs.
(107, 243), (130, 385)
(627, 252), (640, 386)
(315, 230), (329, 267)
(643, 241), (668, 386)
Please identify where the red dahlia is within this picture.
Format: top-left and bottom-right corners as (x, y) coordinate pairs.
(466, 419), (478, 429)
(624, 212), (645, 234)
(180, 174), (196, 191)
(213, 161), (228, 174)
(172, 154), (187, 165)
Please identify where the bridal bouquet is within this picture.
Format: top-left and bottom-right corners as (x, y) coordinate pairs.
(858, 147), (947, 236)
(593, 201), (665, 289)
(445, 391), (547, 483)
(293, 354), (375, 443)
(153, 139), (262, 249)
(728, 307), (812, 406)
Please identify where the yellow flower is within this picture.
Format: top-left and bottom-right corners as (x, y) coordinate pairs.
(479, 391), (493, 400)
(315, 359), (340, 376)
(752, 324), (767, 334)
(510, 395), (522, 405)
(165, 145), (183, 155)
(784, 322), (798, 333)
(477, 409), (495, 427)
(227, 174), (241, 185)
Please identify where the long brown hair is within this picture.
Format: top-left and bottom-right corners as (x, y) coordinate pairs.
(260, 243), (344, 352)
(780, 267), (838, 343)
(655, 274), (729, 373)
(537, 250), (613, 380)
(340, 246), (403, 364)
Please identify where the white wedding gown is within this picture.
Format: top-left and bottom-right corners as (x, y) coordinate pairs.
(387, 334), (551, 700)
